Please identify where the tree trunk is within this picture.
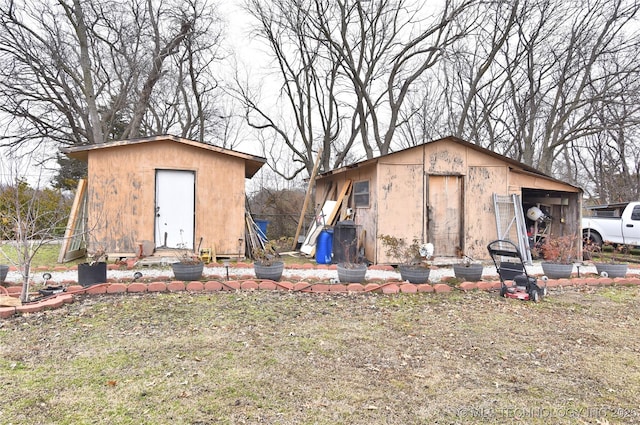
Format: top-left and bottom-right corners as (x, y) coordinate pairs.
(70, 0), (104, 144)
(122, 6), (192, 139)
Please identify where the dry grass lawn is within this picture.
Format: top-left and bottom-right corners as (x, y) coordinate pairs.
(1, 285), (639, 424)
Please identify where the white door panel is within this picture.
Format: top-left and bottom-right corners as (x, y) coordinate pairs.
(155, 170), (195, 249)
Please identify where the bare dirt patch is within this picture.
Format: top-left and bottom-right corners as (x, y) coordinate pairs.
(1, 286), (639, 424)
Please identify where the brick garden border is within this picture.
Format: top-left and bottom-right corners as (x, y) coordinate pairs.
(2, 263), (640, 319)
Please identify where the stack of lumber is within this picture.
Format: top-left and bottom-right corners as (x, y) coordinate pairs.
(245, 212), (266, 259)
(300, 180), (353, 256)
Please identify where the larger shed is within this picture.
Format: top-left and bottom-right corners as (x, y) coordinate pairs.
(314, 136), (583, 263)
(62, 135), (266, 258)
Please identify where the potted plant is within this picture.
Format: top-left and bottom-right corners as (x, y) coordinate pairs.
(78, 248), (108, 287)
(253, 243), (284, 281)
(453, 255), (483, 282)
(171, 249), (204, 281)
(538, 234), (577, 279)
(336, 239), (367, 283)
(379, 235), (432, 284)
(585, 241), (628, 278)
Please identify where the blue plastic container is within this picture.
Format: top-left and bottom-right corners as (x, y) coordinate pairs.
(315, 228), (333, 264)
(254, 219), (269, 242)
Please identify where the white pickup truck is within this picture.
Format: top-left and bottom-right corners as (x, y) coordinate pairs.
(582, 201), (640, 246)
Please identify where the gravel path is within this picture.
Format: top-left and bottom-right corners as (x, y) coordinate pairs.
(4, 262), (611, 285)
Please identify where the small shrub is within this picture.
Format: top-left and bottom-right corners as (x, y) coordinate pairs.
(540, 234), (578, 263)
(379, 234), (432, 267)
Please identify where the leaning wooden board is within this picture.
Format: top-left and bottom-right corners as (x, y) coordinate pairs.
(300, 201), (338, 256)
(300, 180), (353, 256)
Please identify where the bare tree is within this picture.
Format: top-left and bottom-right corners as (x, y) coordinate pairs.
(438, 0), (640, 178)
(0, 160), (70, 302)
(231, 0), (341, 178)
(516, 0), (639, 173)
(0, 0), (225, 156)
(141, 0), (226, 142)
(394, 81), (448, 149)
(570, 88), (640, 202)
(236, 0), (478, 177)
(447, 0), (520, 144)
(312, 0), (477, 160)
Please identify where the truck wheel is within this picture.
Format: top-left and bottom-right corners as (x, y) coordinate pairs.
(583, 230), (602, 247)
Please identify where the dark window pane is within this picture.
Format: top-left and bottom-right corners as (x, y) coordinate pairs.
(354, 181), (369, 207)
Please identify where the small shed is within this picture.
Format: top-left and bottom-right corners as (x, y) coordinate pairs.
(61, 135), (266, 258)
(314, 136), (583, 263)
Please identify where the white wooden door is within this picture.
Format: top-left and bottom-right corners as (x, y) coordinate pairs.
(155, 170), (195, 249)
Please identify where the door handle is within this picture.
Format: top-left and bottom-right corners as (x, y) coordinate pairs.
(626, 224), (633, 227)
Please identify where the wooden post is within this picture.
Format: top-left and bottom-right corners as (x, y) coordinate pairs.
(292, 147), (323, 250)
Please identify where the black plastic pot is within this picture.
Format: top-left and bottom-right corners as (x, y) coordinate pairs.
(541, 262), (573, 279)
(594, 262), (627, 278)
(78, 262), (108, 287)
(453, 263), (483, 282)
(398, 265), (430, 284)
(0, 264), (8, 283)
(254, 261), (284, 281)
(337, 263), (367, 283)
(171, 262), (204, 281)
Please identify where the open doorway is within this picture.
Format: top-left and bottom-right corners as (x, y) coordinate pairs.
(521, 188), (582, 259)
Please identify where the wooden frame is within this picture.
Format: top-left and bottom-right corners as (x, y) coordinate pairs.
(58, 179), (87, 263)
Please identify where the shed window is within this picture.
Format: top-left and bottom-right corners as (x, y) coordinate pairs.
(353, 181), (370, 207)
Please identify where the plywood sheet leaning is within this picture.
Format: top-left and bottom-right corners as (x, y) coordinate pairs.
(291, 148), (323, 249)
(58, 179), (88, 263)
(300, 180), (353, 256)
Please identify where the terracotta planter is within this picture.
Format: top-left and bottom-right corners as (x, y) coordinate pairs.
(541, 262), (573, 279)
(254, 261), (284, 281)
(594, 262), (627, 278)
(453, 263), (483, 282)
(398, 265), (430, 284)
(337, 263), (367, 283)
(171, 262), (204, 281)
(78, 262), (108, 287)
